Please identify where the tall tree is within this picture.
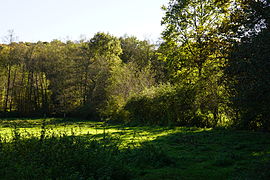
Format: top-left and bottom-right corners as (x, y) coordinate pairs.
(160, 0), (238, 125)
(225, 0), (270, 130)
(120, 36), (154, 68)
(75, 33), (123, 118)
(161, 0), (235, 82)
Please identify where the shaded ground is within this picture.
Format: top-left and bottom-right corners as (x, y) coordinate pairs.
(0, 118), (269, 179)
(135, 129), (270, 179)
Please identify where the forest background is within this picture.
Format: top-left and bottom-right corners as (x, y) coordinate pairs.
(0, 0), (269, 131)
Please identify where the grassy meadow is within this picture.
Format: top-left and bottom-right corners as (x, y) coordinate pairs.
(0, 118), (270, 179)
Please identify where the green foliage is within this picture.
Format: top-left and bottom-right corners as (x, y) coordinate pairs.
(0, 0), (269, 132)
(158, 0), (235, 128)
(161, 0), (232, 81)
(120, 36), (154, 69)
(0, 32), (158, 120)
(101, 62), (156, 121)
(89, 32), (122, 59)
(122, 84), (196, 126)
(225, 0), (270, 131)
(121, 81), (229, 127)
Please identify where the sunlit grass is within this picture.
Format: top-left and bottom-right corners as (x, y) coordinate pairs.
(1, 118), (269, 179)
(0, 118), (208, 146)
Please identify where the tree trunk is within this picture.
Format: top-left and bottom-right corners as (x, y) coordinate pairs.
(9, 68), (17, 112)
(3, 65), (11, 113)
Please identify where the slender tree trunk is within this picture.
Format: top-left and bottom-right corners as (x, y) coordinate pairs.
(25, 71), (33, 114)
(39, 73), (45, 112)
(83, 70), (88, 105)
(4, 65), (11, 113)
(9, 68), (17, 112)
(19, 66), (26, 114)
(34, 72), (40, 111)
(29, 71), (34, 113)
(43, 73), (49, 113)
(213, 107), (219, 127)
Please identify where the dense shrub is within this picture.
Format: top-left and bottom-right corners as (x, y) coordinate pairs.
(100, 62), (156, 122)
(121, 84), (200, 126)
(117, 82), (229, 127)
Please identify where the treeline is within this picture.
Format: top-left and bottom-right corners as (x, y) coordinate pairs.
(0, 0), (269, 131)
(0, 34), (163, 119)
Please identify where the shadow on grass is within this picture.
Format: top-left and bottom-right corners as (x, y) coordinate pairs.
(0, 118), (270, 180)
(76, 127), (270, 179)
(136, 129), (270, 180)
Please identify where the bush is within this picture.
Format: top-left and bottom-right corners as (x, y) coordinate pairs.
(122, 84), (202, 126)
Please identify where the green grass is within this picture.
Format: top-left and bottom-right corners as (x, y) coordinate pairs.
(0, 118), (269, 179)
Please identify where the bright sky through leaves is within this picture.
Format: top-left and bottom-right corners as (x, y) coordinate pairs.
(0, 0), (166, 42)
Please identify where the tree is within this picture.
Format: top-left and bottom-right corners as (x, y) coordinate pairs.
(0, 31), (25, 115)
(75, 33), (123, 119)
(120, 36), (154, 68)
(161, 0), (236, 81)
(225, 0), (270, 130)
(160, 0), (237, 125)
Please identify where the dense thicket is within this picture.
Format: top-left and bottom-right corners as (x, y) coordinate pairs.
(0, 0), (269, 130)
